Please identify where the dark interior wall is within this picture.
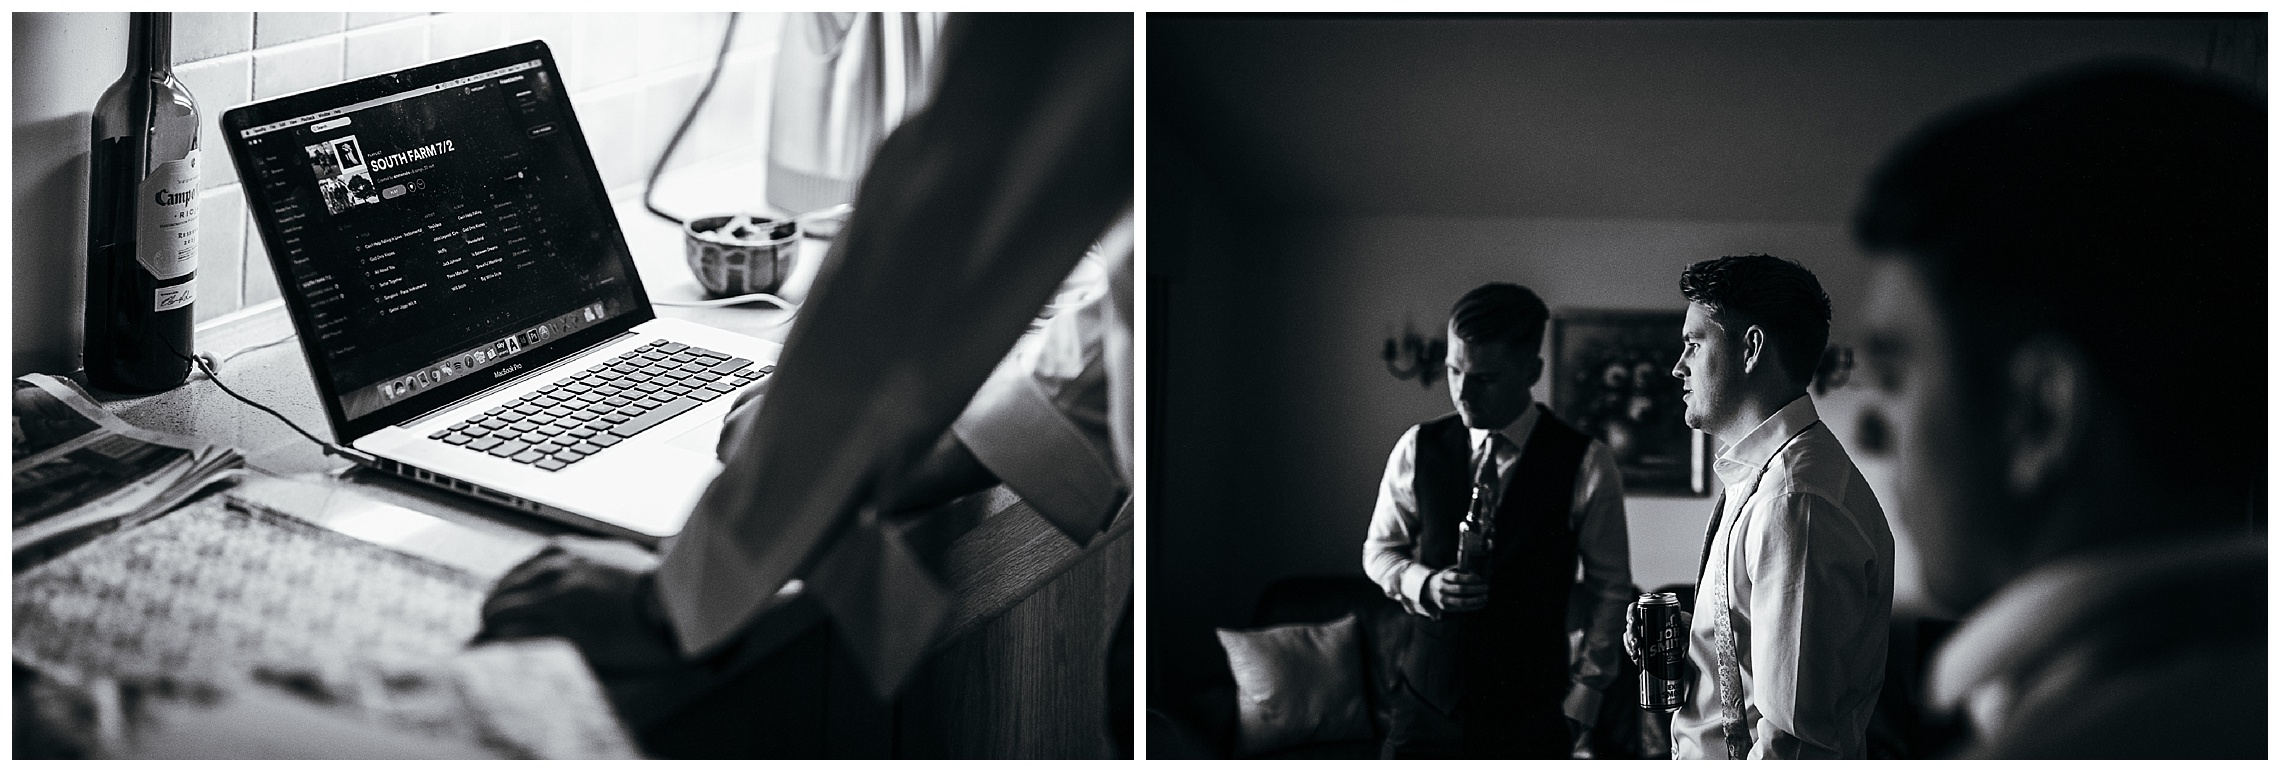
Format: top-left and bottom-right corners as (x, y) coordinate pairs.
(1147, 130), (1266, 692)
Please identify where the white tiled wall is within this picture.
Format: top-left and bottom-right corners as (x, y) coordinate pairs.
(175, 12), (783, 323)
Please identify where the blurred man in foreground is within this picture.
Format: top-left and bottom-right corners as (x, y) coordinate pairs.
(1851, 61), (2265, 758)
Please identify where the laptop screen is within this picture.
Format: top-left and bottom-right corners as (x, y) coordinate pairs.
(224, 41), (651, 440)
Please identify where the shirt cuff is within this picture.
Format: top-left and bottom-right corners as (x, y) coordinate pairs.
(1563, 682), (1604, 727)
(1401, 563), (1439, 619)
(953, 360), (1124, 543)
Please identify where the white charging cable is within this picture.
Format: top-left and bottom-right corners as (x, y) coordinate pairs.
(652, 293), (799, 310)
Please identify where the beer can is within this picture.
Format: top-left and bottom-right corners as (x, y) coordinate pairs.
(1637, 592), (1686, 712)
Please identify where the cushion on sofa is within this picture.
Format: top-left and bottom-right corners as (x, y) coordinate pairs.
(1215, 613), (1375, 757)
(1252, 575), (1407, 737)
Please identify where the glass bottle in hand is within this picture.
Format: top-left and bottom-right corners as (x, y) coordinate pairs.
(1455, 478), (1494, 578)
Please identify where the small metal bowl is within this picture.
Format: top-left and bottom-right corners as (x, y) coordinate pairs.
(683, 214), (799, 298)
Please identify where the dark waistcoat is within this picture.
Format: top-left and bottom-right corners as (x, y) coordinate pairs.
(1384, 409), (1588, 755)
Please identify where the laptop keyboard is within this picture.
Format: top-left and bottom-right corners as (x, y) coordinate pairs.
(425, 340), (771, 471)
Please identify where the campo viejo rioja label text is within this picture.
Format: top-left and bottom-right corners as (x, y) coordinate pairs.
(137, 151), (198, 311)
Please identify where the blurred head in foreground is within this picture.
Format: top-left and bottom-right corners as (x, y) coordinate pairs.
(1852, 60), (2265, 758)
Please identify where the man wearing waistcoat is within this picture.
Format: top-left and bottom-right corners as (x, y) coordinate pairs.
(1364, 283), (1634, 759)
(1637, 254), (1894, 759)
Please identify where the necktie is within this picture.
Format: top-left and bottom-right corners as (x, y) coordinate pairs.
(1461, 434), (1508, 571)
(1473, 434), (1506, 500)
(1694, 487), (1751, 757)
(1710, 518), (1751, 758)
(1695, 491), (1727, 584)
(1472, 433), (1517, 520)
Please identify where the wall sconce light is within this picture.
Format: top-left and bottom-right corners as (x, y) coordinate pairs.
(1383, 327), (1446, 388)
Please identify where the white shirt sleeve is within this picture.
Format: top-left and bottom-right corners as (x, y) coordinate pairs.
(952, 280), (1126, 544)
(1564, 441), (1633, 726)
(1363, 425), (1440, 619)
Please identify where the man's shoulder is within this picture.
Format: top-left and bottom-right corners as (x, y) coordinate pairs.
(1414, 413), (1466, 433)
(1383, 415), (1460, 463)
(1942, 536), (2264, 758)
(1747, 425), (1890, 533)
(1530, 407), (1590, 446)
(1765, 424), (1869, 496)
(1744, 434), (1895, 566)
(1405, 413), (1467, 448)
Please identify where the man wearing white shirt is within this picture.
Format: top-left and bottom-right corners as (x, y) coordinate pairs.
(1364, 283), (1634, 759)
(470, 14), (1134, 746)
(1649, 254), (1893, 759)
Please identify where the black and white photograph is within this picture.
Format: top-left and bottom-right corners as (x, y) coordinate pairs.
(315, 135), (378, 212)
(331, 134), (364, 169)
(14, 11), (1130, 759)
(7, 6), (2272, 764)
(304, 139), (341, 178)
(304, 137), (384, 215)
(1149, 12), (2264, 761)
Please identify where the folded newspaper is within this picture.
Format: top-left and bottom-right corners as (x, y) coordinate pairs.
(12, 373), (244, 561)
(11, 374), (639, 758)
(14, 485), (637, 759)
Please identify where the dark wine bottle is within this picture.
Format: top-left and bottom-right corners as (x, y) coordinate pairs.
(84, 12), (200, 395)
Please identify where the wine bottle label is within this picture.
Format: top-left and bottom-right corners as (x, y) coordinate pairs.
(135, 151), (199, 281)
(154, 282), (195, 312)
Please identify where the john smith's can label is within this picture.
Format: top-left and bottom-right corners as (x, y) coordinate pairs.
(1638, 592), (1686, 712)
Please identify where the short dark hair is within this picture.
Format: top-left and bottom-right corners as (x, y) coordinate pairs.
(1449, 283), (1549, 353)
(1854, 60), (2263, 506)
(1678, 254), (1831, 382)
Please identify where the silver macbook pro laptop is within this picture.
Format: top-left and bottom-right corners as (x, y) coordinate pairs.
(222, 40), (778, 542)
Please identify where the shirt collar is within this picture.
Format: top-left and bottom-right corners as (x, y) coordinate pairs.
(1468, 402), (1541, 453)
(1712, 394), (1819, 486)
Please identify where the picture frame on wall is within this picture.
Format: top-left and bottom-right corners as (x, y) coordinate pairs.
(1550, 310), (1711, 497)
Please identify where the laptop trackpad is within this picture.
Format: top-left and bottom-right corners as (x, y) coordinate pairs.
(666, 419), (724, 455)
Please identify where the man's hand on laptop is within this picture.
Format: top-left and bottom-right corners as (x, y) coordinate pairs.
(475, 535), (682, 676)
(715, 379), (773, 461)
